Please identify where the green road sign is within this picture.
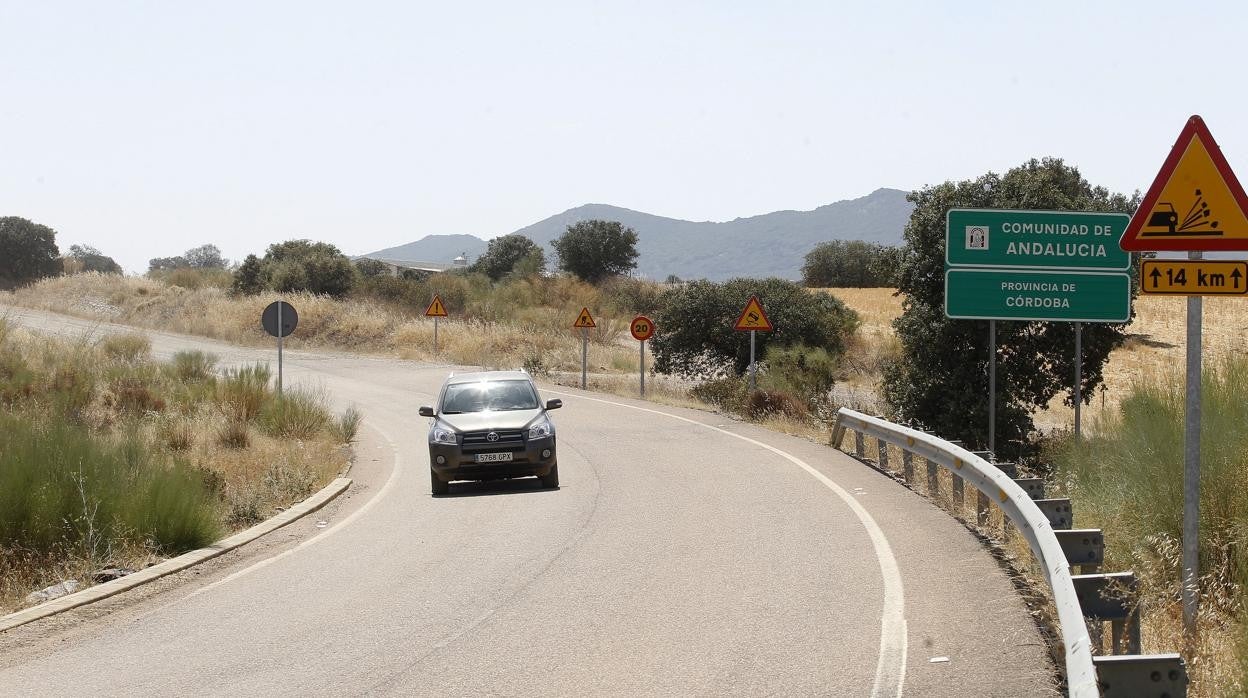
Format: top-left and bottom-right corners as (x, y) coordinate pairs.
(945, 269), (1131, 322)
(947, 209), (1130, 271)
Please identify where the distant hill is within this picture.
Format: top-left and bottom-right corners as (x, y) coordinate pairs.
(363, 234), (488, 267)
(362, 188), (913, 281)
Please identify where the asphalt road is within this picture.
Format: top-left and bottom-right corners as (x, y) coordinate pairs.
(0, 307), (1054, 696)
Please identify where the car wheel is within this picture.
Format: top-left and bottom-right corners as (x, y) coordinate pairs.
(539, 462), (559, 489)
(431, 468), (449, 495)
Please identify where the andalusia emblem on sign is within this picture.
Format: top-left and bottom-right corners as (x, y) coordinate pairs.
(1120, 115), (1248, 251)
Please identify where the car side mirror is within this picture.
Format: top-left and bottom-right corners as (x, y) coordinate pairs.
(545, 399), (563, 410)
(418, 406), (435, 418)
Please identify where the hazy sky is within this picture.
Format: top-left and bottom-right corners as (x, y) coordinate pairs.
(4, 1), (1246, 273)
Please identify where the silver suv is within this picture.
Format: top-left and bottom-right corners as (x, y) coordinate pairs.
(419, 370), (562, 495)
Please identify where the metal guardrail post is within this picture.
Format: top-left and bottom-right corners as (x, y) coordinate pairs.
(855, 431), (864, 459)
(877, 438), (889, 471)
(1093, 654), (1187, 697)
(902, 450), (914, 482)
(926, 457), (939, 498)
(970, 451), (993, 528)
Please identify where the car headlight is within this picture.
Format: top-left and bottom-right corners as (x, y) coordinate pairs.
(430, 425), (458, 445)
(528, 417), (554, 440)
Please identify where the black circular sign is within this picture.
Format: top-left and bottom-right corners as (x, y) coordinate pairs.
(261, 301), (299, 338)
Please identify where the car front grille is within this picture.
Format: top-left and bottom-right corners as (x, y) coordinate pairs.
(461, 429), (525, 451)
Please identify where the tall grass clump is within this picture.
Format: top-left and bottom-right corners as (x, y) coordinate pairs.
(258, 391), (331, 439)
(168, 350), (218, 382)
(100, 333), (151, 363)
(331, 406), (362, 443)
(1048, 355), (1248, 695)
(0, 414), (221, 556)
(218, 363), (271, 420)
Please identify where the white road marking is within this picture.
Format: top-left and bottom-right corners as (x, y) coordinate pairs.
(546, 389), (908, 698)
(179, 421), (405, 602)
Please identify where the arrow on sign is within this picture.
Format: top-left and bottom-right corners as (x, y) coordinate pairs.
(1233, 268), (1243, 289)
(1149, 267), (1163, 288)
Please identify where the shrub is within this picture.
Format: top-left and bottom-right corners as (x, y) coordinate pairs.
(330, 406), (362, 444)
(218, 363), (271, 421)
(759, 343), (838, 408)
(743, 389), (809, 421)
(602, 276), (667, 315)
(100, 333), (151, 363)
(652, 277), (859, 378)
(258, 391), (330, 439)
(216, 418), (251, 449)
(169, 350), (218, 383)
(0, 413), (220, 556)
(689, 377), (749, 412)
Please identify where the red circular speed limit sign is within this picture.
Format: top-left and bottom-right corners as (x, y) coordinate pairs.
(630, 315), (655, 341)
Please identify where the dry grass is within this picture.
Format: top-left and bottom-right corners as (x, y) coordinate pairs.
(0, 322), (352, 615)
(3, 273), (637, 375)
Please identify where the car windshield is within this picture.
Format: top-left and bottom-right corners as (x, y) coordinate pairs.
(440, 380), (539, 414)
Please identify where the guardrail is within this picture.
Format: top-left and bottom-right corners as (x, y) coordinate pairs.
(831, 408), (1187, 698)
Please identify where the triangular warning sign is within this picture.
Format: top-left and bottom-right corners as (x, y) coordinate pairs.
(573, 307), (596, 329)
(733, 296), (773, 331)
(424, 295), (448, 317)
(1121, 115), (1248, 251)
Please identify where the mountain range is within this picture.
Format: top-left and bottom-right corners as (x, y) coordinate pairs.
(363, 188), (913, 282)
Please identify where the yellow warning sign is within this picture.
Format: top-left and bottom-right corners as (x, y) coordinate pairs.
(1141, 260), (1248, 296)
(424, 295), (448, 317)
(733, 296), (773, 331)
(573, 307), (596, 329)
(1122, 115), (1248, 251)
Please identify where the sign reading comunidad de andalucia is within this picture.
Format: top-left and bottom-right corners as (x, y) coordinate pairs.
(945, 209), (1132, 322)
(946, 209), (1130, 270)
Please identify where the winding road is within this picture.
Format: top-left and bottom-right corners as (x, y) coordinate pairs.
(0, 307), (1053, 696)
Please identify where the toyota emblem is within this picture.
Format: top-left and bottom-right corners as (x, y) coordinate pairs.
(486, 431), (499, 442)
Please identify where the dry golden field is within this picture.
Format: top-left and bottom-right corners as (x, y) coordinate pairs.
(819, 287), (1248, 433)
(1, 273), (640, 376)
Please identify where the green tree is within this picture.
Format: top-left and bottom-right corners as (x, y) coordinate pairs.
(881, 158), (1138, 453)
(231, 254), (265, 296)
(651, 277), (859, 377)
(472, 234), (546, 280)
(0, 217), (61, 288)
(184, 244), (227, 269)
(66, 244), (123, 274)
(260, 240), (355, 298)
(149, 256), (189, 272)
(354, 257), (391, 278)
(552, 220), (639, 284)
(801, 240), (898, 287)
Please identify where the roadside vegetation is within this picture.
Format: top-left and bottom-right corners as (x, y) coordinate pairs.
(0, 319), (356, 616)
(1045, 357), (1248, 695)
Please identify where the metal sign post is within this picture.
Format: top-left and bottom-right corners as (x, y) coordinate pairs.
(1074, 322), (1083, 440)
(749, 330), (757, 391)
(733, 297), (772, 392)
(424, 295), (448, 355)
(574, 308), (597, 390)
(261, 301), (299, 400)
(1183, 251), (1203, 639)
(630, 316), (655, 398)
(639, 340), (646, 398)
(988, 320), (996, 455)
(277, 302), (284, 398)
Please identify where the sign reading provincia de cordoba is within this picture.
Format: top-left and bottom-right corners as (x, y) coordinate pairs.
(945, 209), (1132, 322)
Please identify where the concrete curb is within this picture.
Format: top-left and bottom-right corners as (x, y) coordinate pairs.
(0, 477), (352, 634)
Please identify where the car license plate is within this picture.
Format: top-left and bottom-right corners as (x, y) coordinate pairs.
(476, 452), (513, 463)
